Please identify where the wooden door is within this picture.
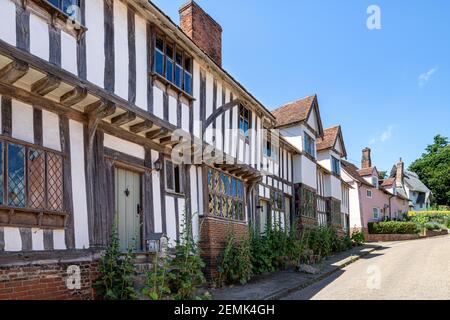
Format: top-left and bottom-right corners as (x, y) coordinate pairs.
(115, 168), (141, 251)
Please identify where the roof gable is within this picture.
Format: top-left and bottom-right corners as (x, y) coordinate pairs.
(316, 126), (347, 157)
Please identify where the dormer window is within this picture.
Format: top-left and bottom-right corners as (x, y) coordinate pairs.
(331, 156), (341, 175)
(153, 35), (193, 95)
(304, 132), (315, 158)
(372, 176), (378, 188)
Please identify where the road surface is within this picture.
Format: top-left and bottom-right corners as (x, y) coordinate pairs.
(283, 235), (450, 300)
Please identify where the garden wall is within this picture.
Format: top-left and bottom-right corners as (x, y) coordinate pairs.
(365, 233), (419, 242)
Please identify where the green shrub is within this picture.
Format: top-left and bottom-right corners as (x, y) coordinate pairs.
(368, 221), (418, 234)
(216, 233), (253, 286)
(351, 231), (365, 246)
(93, 222), (137, 300)
(424, 221), (442, 231)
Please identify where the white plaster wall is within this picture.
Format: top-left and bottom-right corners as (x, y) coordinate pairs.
(165, 195), (176, 247)
(231, 106), (238, 158)
(190, 166), (199, 241)
(151, 150), (162, 233)
(181, 103), (189, 132)
(348, 183), (363, 229)
(205, 73), (213, 119)
(307, 108), (319, 132)
(0, 0), (16, 45)
(12, 100), (34, 143)
(61, 31), (77, 75)
(104, 134), (145, 159)
(69, 120), (89, 249)
(29, 13), (49, 61)
(197, 167), (203, 215)
(42, 110), (61, 151)
(177, 198), (185, 239)
(330, 175), (342, 201)
(216, 114), (222, 151)
(135, 15), (147, 110)
(223, 110), (230, 154)
(280, 125), (303, 152)
(31, 228), (44, 251)
(153, 86), (164, 119)
(317, 151), (331, 171)
(192, 61), (200, 138)
(301, 155), (317, 190)
(53, 229), (66, 250)
(168, 95), (177, 126)
(4, 227), (21, 252)
(293, 154), (301, 183)
(113, 0), (129, 100)
(85, 0), (105, 87)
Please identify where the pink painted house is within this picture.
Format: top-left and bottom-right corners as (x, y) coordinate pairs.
(341, 148), (410, 233)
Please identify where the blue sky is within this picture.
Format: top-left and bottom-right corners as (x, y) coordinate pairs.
(153, 0), (450, 172)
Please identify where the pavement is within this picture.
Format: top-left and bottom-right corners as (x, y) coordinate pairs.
(282, 235), (450, 300)
(211, 243), (383, 300)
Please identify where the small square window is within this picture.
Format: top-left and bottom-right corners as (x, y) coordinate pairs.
(165, 160), (183, 194)
(367, 189), (372, 198)
(373, 207), (380, 219)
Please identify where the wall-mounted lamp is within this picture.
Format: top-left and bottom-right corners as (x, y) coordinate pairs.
(153, 158), (163, 172)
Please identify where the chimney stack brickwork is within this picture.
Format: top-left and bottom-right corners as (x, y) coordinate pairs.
(396, 158), (404, 186)
(361, 147), (372, 169)
(179, 1), (223, 66)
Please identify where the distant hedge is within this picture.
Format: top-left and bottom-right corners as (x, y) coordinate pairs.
(368, 221), (418, 235)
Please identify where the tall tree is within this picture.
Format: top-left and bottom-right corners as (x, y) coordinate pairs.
(409, 135), (450, 206)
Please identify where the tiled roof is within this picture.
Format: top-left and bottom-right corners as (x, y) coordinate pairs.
(341, 160), (373, 187)
(381, 178), (395, 187)
(271, 95), (316, 128)
(317, 126), (339, 151)
(358, 167), (375, 177)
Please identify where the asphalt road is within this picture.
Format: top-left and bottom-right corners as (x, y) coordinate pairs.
(283, 235), (450, 300)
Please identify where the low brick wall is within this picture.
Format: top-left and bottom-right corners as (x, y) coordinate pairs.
(0, 252), (100, 300)
(199, 216), (248, 280)
(425, 230), (448, 237)
(365, 233), (420, 242)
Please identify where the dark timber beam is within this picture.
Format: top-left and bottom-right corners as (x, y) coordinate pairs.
(111, 111), (136, 126)
(0, 60), (29, 84)
(31, 75), (61, 96)
(160, 135), (181, 146)
(85, 99), (116, 119)
(202, 99), (242, 135)
(60, 86), (88, 107)
(146, 128), (168, 140)
(130, 120), (153, 134)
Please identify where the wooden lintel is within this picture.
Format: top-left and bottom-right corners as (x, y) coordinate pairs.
(160, 135), (181, 146)
(31, 75), (61, 96)
(0, 60), (29, 84)
(111, 111), (136, 126)
(146, 128), (168, 140)
(129, 120), (153, 134)
(60, 86), (88, 107)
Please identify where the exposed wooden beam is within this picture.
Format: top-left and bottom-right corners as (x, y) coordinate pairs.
(85, 99), (116, 119)
(60, 86), (87, 107)
(146, 128), (168, 140)
(111, 111), (136, 126)
(31, 75), (61, 96)
(0, 60), (29, 84)
(129, 120), (154, 134)
(160, 135), (181, 146)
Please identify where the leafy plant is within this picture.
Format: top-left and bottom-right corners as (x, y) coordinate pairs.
(93, 221), (137, 300)
(424, 221), (442, 231)
(368, 221), (418, 234)
(351, 231), (365, 246)
(216, 232), (253, 286)
(142, 252), (172, 300)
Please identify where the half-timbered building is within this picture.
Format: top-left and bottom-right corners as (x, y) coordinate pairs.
(0, 0), (301, 298)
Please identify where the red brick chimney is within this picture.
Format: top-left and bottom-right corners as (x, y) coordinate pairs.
(396, 158), (404, 185)
(179, 1), (223, 66)
(361, 147), (372, 169)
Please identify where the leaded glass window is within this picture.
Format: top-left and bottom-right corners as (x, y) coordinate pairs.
(207, 168), (245, 221)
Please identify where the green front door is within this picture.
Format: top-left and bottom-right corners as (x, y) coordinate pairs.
(115, 168), (141, 251)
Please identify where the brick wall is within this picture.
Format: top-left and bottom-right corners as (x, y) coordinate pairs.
(179, 1), (222, 66)
(0, 261), (98, 300)
(199, 216), (248, 280)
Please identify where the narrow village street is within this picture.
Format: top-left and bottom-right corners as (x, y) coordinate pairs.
(282, 235), (450, 300)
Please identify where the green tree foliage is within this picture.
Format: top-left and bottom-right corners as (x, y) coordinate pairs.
(409, 135), (450, 206)
(378, 171), (388, 180)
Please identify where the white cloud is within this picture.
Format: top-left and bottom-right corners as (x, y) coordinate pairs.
(418, 66), (438, 87)
(369, 125), (394, 145)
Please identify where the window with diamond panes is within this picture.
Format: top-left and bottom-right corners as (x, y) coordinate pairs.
(207, 168), (245, 221)
(0, 139), (64, 212)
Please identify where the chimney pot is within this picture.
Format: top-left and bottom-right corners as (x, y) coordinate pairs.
(361, 147), (372, 169)
(396, 158), (404, 185)
(179, 1), (223, 66)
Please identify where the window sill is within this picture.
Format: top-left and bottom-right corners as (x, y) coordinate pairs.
(165, 190), (185, 198)
(151, 72), (195, 102)
(0, 206), (69, 229)
(29, 0), (88, 40)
